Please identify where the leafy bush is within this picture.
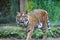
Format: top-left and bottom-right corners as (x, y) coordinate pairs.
(0, 29), (26, 38)
(0, 26), (60, 38)
(51, 26), (60, 37)
(33, 29), (43, 38)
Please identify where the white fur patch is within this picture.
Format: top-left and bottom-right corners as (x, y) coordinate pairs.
(22, 13), (24, 16)
(37, 22), (42, 28)
(24, 21), (28, 25)
(23, 17), (29, 26)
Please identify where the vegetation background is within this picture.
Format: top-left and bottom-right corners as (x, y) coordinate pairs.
(0, 0), (60, 39)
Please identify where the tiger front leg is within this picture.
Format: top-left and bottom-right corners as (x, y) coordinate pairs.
(26, 26), (34, 40)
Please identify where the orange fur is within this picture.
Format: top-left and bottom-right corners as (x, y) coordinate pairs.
(26, 9), (48, 40)
(17, 9), (48, 40)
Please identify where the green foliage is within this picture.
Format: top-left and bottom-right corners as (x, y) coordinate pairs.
(17, 30), (26, 38)
(51, 26), (60, 37)
(26, 0), (60, 23)
(0, 0), (60, 23)
(0, 29), (18, 37)
(0, 0), (11, 17)
(0, 26), (60, 38)
(0, 0), (18, 23)
(33, 29), (43, 38)
(26, 0), (37, 12)
(0, 28), (26, 38)
(46, 29), (51, 37)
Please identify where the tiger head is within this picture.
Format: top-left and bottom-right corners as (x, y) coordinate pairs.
(16, 12), (29, 27)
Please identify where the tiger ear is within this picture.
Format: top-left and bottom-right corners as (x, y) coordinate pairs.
(25, 11), (28, 14)
(16, 12), (21, 16)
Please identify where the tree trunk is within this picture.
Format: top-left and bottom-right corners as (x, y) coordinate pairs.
(20, 0), (26, 12)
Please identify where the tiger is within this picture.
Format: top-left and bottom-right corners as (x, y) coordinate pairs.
(16, 9), (50, 40)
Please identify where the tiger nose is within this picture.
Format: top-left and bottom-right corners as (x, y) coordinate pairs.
(20, 20), (24, 23)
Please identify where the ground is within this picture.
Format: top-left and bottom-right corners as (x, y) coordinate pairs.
(0, 38), (60, 40)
